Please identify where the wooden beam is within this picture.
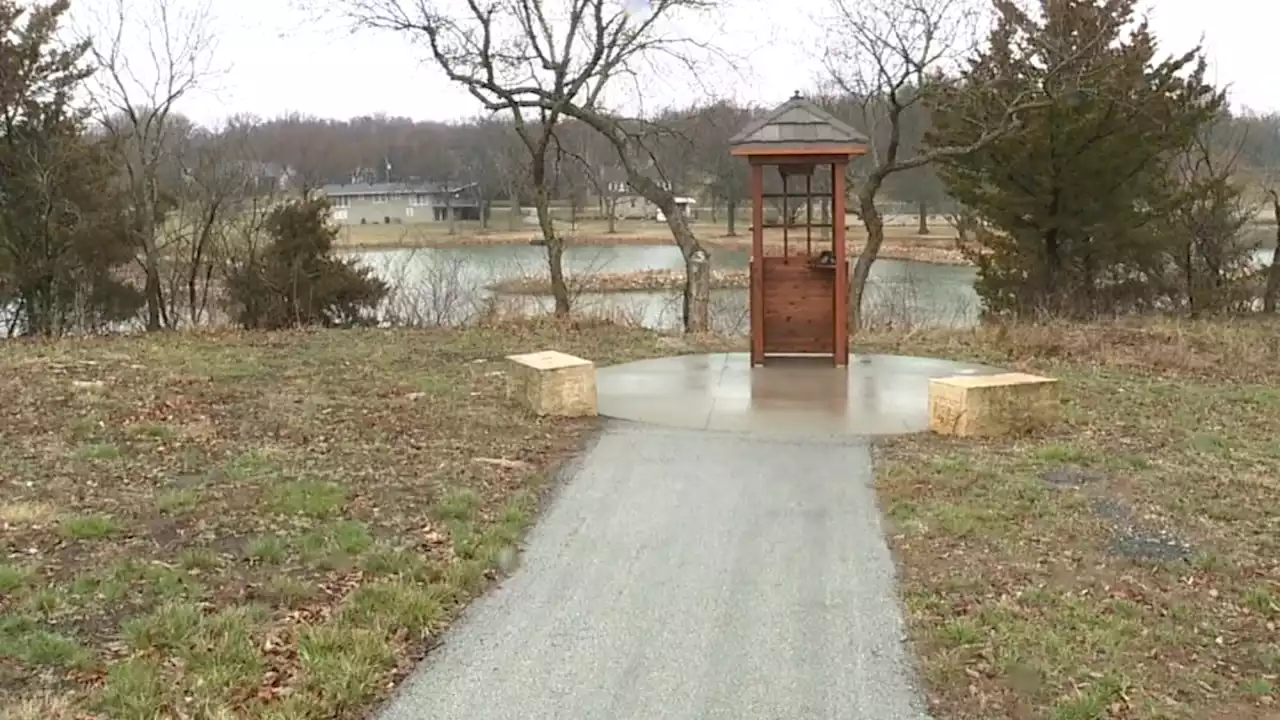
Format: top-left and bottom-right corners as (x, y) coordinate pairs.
(750, 163), (765, 367)
(747, 153), (860, 166)
(833, 162), (848, 367)
(732, 144), (868, 158)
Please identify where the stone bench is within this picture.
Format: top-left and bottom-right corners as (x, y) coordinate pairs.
(928, 372), (1059, 437)
(506, 351), (598, 417)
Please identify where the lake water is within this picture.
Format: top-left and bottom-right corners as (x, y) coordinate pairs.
(3, 245), (1271, 337)
(345, 244), (982, 332)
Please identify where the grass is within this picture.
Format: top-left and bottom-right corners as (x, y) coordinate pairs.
(859, 317), (1280, 719)
(0, 319), (738, 717)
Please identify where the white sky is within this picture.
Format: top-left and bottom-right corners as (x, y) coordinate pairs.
(65, 0), (1280, 127)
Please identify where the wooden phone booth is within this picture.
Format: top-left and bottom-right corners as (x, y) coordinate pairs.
(729, 93), (868, 367)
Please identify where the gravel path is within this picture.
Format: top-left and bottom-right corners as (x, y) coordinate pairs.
(379, 422), (929, 720)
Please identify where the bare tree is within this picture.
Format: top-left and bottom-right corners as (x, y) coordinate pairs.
(1167, 122), (1254, 314)
(551, 120), (619, 230)
(83, 0), (219, 330)
(1265, 190), (1280, 312)
(340, 0), (729, 331)
(344, 0), (594, 314)
(163, 122), (259, 326)
(822, 0), (1088, 330)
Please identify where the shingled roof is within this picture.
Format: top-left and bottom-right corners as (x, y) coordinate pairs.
(729, 92), (869, 156)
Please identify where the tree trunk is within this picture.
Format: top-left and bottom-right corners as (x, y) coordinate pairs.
(532, 160), (569, 316)
(626, 176), (710, 332)
(726, 198), (737, 237)
(685, 249), (710, 333)
(917, 201), (930, 235)
(480, 199), (489, 230)
(552, 105), (708, 331)
(1266, 199), (1280, 312)
(849, 181), (887, 333)
(606, 196), (617, 233)
(446, 195), (456, 235)
(1185, 243), (1196, 316)
(1266, 243), (1280, 313)
(144, 259), (163, 331)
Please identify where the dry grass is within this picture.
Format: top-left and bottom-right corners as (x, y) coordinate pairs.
(0, 320), (736, 718)
(858, 316), (1280, 719)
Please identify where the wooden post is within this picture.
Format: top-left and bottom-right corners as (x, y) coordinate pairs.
(749, 162), (765, 366)
(832, 162), (848, 366)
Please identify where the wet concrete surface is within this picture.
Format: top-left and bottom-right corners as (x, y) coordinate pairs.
(596, 353), (1005, 436)
(378, 424), (930, 720)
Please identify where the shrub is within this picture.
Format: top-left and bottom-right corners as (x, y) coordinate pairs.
(224, 197), (387, 330)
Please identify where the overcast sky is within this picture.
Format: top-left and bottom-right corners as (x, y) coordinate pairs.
(67, 0), (1280, 127)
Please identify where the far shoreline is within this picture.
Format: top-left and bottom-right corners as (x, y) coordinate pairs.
(333, 227), (971, 267)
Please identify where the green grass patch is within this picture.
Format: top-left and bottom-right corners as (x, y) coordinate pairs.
(294, 624), (396, 713)
(59, 514), (121, 540)
(0, 615), (91, 668)
(340, 579), (447, 636)
(74, 441), (122, 461)
(359, 544), (428, 578)
(222, 449), (284, 481)
(246, 535), (289, 564)
(131, 422), (176, 441)
(260, 576), (317, 607)
(155, 487), (200, 515)
(434, 488), (481, 522)
(297, 520), (374, 570)
(122, 602), (268, 702)
(96, 658), (171, 718)
(265, 479), (348, 518)
(177, 547), (220, 571)
(0, 563), (35, 593)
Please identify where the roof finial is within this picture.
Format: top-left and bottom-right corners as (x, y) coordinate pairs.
(792, 89), (803, 100)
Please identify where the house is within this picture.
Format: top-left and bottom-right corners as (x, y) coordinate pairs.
(317, 181), (482, 225)
(604, 181), (698, 221)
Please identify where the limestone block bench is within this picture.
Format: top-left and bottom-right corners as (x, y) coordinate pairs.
(506, 350), (598, 417)
(928, 372), (1059, 437)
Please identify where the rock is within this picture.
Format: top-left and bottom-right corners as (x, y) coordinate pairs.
(928, 372), (1060, 437)
(505, 350), (597, 417)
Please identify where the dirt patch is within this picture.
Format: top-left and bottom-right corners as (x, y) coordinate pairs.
(0, 320), (737, 718)
(859, 318), (1280, 718)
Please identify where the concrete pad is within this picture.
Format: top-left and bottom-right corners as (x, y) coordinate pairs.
(597, 352), (1005, 437)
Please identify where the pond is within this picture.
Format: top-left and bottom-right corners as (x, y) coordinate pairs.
(344, 244), (982, 332)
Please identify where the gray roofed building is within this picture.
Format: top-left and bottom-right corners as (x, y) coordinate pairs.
(317, 181), (483, 226)
(319, 181), (478, 198)
(730, 93), (869, 155)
